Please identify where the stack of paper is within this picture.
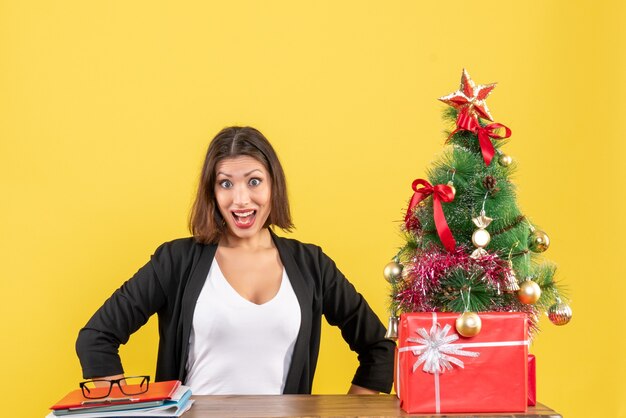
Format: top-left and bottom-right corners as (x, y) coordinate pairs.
(47, 381), (193, 418)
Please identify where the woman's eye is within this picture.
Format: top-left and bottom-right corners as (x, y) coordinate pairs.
(219, 180), (232, 188)
(249, 178), (261, 187)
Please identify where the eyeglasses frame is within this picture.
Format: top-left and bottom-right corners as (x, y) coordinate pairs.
(79, 375), (151, 399)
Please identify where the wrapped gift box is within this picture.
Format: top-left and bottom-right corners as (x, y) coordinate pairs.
(397, 312), (528, 414)
(528, 354), (536, 406)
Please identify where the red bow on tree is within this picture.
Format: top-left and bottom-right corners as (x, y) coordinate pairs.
(405, 179), (456, 252)
(475, 123), (512, 165)
(448, 114), (512, 166)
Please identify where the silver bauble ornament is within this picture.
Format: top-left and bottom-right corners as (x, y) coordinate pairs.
(528, 229), (550, 253)
(384, 316), (399, 340)
(548, 302), (572, 326)
(518, 280), (542, 305)
(383, 261), (403, 283)
(455, 312), (482, 337)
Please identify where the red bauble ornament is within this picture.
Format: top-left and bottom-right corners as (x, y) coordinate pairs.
(405, 213), (421, 234)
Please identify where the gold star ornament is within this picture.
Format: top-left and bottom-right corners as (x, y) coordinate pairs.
(439, 69), (497, 123)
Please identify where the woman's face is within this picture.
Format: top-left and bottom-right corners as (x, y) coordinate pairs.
(214, 156), (272, 242)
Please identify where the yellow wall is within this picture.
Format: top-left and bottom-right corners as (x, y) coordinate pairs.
(1, 1), (624, 417)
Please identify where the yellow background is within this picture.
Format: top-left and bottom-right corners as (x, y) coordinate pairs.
(1, 1), (624, 417)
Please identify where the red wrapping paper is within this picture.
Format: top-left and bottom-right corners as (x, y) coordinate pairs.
(397, 312), (528, 414)
(528, 354), (536, 406)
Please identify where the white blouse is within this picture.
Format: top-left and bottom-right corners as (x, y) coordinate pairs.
(185, 258), (301, 395)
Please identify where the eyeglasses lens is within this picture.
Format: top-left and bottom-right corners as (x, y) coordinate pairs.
(119, 376), (149, 395)
(81, 381), (112, 399)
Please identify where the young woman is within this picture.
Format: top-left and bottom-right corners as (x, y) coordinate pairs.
(76, 126), (394, 395)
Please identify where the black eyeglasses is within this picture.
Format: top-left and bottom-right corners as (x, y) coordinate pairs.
(79, 376), (150, 399)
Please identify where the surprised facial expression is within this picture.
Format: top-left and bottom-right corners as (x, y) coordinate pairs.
(214, 156), (272, 242)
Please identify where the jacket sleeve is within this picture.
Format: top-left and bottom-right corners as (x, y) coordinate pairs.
(318, 249), (395, 393)
(75, 244), (171, 379)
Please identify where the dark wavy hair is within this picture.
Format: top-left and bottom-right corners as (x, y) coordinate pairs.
(189, 126), (294, 244)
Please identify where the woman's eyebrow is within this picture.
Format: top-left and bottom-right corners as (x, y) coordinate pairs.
(216, 169), (263, 178)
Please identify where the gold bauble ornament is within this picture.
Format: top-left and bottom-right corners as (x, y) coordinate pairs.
(383, 261), (403, 283)
(548, 301), (573, 326)
(455, 312), (482, 337)
(518, 280), (542, 305)
(498, 154), (512, 167)
(446, 181), (456, 198)
(528, 229), (550, 253)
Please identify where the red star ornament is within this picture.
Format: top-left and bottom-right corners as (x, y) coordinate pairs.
(439, 69), (497, 124)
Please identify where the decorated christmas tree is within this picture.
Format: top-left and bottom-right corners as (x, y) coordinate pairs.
(384, 69), (572, 340)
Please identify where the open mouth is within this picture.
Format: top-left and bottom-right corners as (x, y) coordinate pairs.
(231, 209), (256, 229)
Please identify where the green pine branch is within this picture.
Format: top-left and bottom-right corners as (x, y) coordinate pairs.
(434, 267), (497, 312)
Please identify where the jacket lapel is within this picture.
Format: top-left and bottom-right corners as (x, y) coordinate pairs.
(178, 242), (217, 380)
(271, 229), (313, 393)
